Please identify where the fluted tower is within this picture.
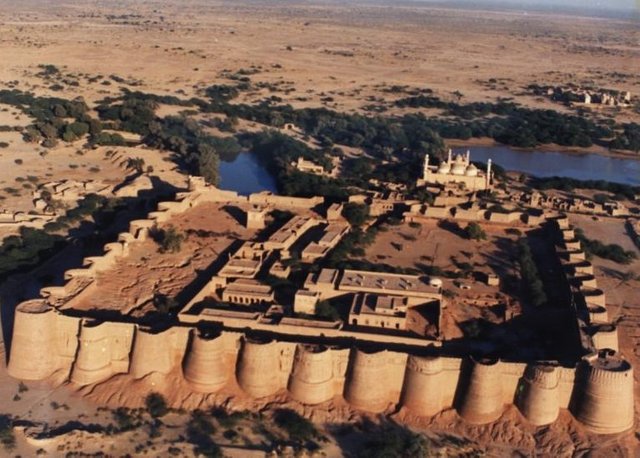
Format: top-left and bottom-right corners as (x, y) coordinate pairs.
(182, 329), (228, 393)
(570, 352), (634, 434)
(400, 355), (444, 417)
(8, 300), (60, 381)
(288, 344), (334, 405)
(456, 357), (504, 424)
(70, 320), (115, 385)
(129, 327), (174, 379)
(343, 348), (390, 413)
(236, 337), (281, 398)
(516, 364), (560, 426)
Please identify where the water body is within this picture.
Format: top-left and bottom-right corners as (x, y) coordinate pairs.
(218, 153), (278, 195)
(453, 146), (640, 186)
(220, 148), (640, 193)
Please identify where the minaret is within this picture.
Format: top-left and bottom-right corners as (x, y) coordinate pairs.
(486, 159), (492, 189)
(466, 150), (471, 165)
(423, 154), (430, 181)
(447, 148), (452, 164)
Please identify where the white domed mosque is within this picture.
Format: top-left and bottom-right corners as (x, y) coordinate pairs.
(417, 149), (493, 191)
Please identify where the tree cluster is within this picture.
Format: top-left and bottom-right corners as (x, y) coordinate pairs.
(517, 238), (547, 307)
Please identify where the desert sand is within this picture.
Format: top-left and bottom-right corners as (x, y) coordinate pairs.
(0, 1), (639, 456)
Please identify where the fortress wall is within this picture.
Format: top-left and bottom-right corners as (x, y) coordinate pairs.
(54, 313), (82, 371)
(182, 330), (229, 393)
(129, 327), (185, 380)
(288, 344), (336, 405)
(249, 193), (324, 209)
(440, 358), (464, 407)
(581, 289), (606, 307)
(330, 348), (351, 395)
(63, 268), (95, 280)
(570, 355), (634, 434)
(588, 305), (609, 324)
(592, 327), (619, 352)
(236, 337), (285, 398)
(563, 240), (582, 250)
(59, 281), (100, 310)
(456, 358), (505, 424)
(558, 366), (577, 408)
(129, 219), (156, 239)
(499, 362), (528, 404)
(343, 348), (404, 412)
(516, 365), (561, 426)
(400, 356), (445, 416)
(8, 305), (634, 435)
(7, 301), (61, 381)
(70, 320), (135, 385)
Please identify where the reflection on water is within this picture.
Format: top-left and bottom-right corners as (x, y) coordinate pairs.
(454, 146), (640, 186)
(218, 153), (278, 195)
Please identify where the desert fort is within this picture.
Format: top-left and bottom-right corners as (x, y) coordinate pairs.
(0, 0), (639, 456)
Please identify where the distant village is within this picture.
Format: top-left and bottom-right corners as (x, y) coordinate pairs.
(529, 84), (633, 108)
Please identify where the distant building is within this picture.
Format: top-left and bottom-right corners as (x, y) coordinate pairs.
(222, 279), (274, 305)
(418, 150), (492, 191)
(292, 157), (325, 175)
(349, 293), (408, 330)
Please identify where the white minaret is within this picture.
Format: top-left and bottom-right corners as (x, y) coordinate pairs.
(423, 154), (430, 180)
(465, 150), (470, 165)
(486, 159), (492, 189)
(447, 148), (452, 164)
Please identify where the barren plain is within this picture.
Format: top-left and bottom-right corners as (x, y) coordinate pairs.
(0, 0), (639, 456)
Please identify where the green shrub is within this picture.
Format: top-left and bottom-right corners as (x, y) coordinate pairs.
(153, 226), (185, 253)
(145, 392), (168, 418)
(273, 409), (317, 442)
(464, 222), (486, 241)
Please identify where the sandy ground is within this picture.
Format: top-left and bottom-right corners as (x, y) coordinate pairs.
(0, 1), (638, 455)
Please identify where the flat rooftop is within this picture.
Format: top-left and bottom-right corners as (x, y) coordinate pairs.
(339, 269), (440, 297)
(224, 279), (273, 295)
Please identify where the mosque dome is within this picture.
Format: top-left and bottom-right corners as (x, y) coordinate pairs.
(465, 163), (478, 177)
(437, 162), (451, 174)
(451, 155), (466, 175)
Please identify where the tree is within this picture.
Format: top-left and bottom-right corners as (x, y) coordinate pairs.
(126, 157), (146, 173)
(198, 145), (220, 186)
(273, 409), (318, 442)
(358, 426), (430, 458)
(315, 301), (340, 321)
(342, 203), (369, 227)
(154, 226), (185, 254)
(145, 392), (168, 418)
(464, 222), (486, 241)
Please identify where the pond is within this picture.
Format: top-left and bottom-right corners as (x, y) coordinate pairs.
(218, 152), (278, 195)
(453, 146), (640, 186)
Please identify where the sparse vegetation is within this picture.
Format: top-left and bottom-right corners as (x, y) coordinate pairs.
(575, 228), (637, 264)
(153, 226), (185, 253)
(0, 415), (15, 451)
(145, 392), (168, 418)
(517, 238), (547, 307)
(464, 222), (487, 241)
